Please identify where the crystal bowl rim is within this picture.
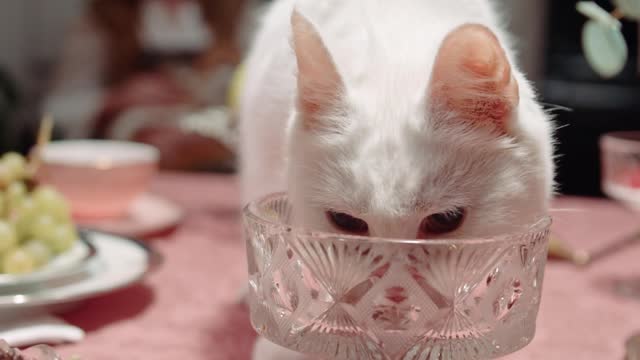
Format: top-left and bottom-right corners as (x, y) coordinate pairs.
(243, 192), (552, 246)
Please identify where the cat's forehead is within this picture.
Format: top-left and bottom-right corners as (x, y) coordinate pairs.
(329, 113), (525, 214)
(331, 127), (466, 214)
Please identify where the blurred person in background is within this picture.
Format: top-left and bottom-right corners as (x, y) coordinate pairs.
(44, 0), (258, 171)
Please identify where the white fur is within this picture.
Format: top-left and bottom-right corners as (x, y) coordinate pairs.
(239, 0), (554, 358)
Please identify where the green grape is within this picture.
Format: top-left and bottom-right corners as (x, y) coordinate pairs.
(29, 214), (57, 241)
(32, 186), (71, 221)
(1, 152), (27, 182)
(6, 181), (27, 212)
(0, 191), (5, 218)
(43, 224), (77, 253)
(23, 240), (53, 267)
(2, 248), (35, 274)
(0, 164), (11, 188)
(0, 220), (18, 254)
(13, 198), (39, 241)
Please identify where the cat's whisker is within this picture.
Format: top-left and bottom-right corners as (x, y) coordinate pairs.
(541, 102), (573, 113)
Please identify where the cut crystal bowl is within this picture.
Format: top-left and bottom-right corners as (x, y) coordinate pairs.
(243, 193), (551, 360)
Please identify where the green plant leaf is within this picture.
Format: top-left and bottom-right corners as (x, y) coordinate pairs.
(577, 1), (623, 28)
(614, 0), (640, 20)
(582, 20), (628, 78)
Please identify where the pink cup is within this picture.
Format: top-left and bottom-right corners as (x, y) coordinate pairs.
(36, 140), (159, 220)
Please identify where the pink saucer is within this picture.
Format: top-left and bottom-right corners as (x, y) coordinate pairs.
(75, 193), (184, 239)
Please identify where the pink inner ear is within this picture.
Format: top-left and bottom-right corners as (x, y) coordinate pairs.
(431, 24), (519, 132)
(291, 10), (344, 129)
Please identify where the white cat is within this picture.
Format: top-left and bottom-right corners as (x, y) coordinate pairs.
(239, 0), (554, 358)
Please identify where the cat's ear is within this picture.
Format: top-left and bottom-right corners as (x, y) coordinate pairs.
(430, 24), (519, 134)
(291, 10), (344, 130)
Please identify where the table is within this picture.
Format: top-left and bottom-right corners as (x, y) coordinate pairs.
(54, 173), (640, 359)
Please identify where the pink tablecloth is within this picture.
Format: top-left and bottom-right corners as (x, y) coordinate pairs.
(54, 173), (640, 359)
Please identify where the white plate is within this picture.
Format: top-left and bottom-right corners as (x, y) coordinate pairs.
(0, 238), (95, 292)
(0, 230), (160, 313)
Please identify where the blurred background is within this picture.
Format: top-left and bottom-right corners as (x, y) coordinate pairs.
(0, 0), (637, 195)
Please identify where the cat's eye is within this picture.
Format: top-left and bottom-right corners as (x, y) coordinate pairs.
(419, 207), (466, 236)
(326, 211), (369, 234)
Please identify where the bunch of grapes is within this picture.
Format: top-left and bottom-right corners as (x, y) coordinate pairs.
(0, 152), (77, 275)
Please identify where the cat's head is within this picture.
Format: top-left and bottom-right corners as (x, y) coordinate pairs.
(286, 11), (552, 239)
